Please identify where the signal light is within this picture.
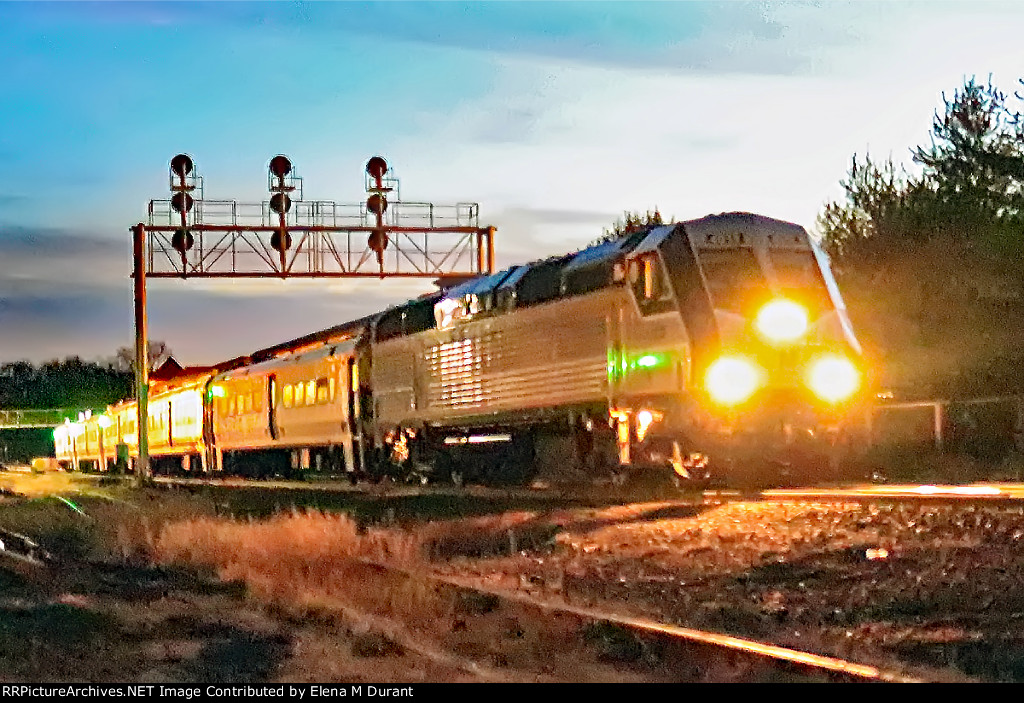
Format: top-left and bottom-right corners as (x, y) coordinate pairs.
(367, 193), (388, 215)
(366, 156), (388, 180)
(269, 154), (293, 178)
(170, 153), (194, 178)
(170, 192), (194, 213)
(271, 231), (292, 252)
(171, 229), (194, 253)
(636, 354), (663, 368)
(269, 192), (291, 214)
(368, 228), (388, 256)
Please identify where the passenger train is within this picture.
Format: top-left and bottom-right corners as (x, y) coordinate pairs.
(54, 213), (866, 486)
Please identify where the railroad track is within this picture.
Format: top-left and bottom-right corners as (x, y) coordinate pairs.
(149, 474), (1024, 507)
(312, 558), (954, 683)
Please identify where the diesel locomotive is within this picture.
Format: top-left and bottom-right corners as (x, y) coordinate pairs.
(55, 212), (866, 486)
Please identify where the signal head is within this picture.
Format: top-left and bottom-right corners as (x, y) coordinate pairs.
(170, 192), (194, 213)
(271, 231), (292, 252)
(366, 156), (388, 180)
(366, 193), (388, 215)
(170, 154), (194, 178)
(171, 229), (194, 253)
(269, 192), (292, 214)
(269, 154), (293, 178)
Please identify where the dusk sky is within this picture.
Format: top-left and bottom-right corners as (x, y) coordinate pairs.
(2, 1), (1023, 366)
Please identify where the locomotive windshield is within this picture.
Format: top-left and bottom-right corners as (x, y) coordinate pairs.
(697, 247), (766, 313)
(769, 249), (833, 317)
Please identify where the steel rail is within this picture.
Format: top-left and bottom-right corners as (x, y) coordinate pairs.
(429, 571), (927, 683)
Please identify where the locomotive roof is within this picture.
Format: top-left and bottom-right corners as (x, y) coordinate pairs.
(440, 268), (520, 300)
(440, 227), (651, 306)
(684, 212), (810, 247)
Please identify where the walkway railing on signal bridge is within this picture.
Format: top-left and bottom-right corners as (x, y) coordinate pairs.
(0, 409), (107, 430)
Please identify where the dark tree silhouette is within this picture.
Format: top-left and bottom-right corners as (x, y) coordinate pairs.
(819, 76), (1024, 397)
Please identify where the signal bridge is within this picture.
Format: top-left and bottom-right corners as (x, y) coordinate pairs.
(143, 154), (496, 280)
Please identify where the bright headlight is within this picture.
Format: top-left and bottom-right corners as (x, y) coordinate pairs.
(755, 299), (808, 344)
(705, 356), (761, 405)
(806, 354), (860, 403)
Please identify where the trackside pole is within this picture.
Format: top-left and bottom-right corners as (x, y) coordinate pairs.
(132, 223), (150, 486)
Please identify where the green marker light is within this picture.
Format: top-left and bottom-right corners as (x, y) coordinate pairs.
(636, 354), (660, 368)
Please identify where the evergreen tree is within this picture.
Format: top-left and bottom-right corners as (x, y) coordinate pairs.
(819, 76), (1024, 397)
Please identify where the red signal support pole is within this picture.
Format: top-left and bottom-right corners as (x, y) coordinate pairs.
(131, 223), (150, 486)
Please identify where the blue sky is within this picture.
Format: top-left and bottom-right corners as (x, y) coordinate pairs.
(2, 1), (1023, 365)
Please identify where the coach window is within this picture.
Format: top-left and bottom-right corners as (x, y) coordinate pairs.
(316, 378), (330, 404)
(306, 380), (316, 406)
(283, 385), (293, 408)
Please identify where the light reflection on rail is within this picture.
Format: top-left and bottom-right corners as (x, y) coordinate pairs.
(756, 483), (1019, 501)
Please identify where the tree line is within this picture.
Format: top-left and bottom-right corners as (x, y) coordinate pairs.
(819, 76), (1024, 398)
(0, 343), (172, 464)
(0, 342), (172, 411)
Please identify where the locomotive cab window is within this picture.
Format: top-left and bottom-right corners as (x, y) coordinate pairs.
(697, 247), (765, 313)
(769, 249), (833, 317)
(628, 253), (674, 315)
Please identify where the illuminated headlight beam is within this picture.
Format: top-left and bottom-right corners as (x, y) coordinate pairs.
(806, 354), (860, 403)
(705, 356), (761, 405)
(756, 299), (808, 345)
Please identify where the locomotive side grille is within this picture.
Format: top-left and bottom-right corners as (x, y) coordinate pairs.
(421, 297), (611, 416)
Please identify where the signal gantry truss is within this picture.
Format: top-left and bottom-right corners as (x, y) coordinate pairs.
(143, 155), (496, 280)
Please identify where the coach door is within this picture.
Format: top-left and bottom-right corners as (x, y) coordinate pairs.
(347, 357), (365, 474)
(267, 375), (280, 440)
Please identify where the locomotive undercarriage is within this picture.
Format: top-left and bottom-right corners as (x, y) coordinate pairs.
(369, 394), (858, 490)
(639, 401), (857, 488)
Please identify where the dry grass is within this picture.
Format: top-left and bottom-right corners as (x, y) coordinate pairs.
(0, 471), (102, 499)
(146, 508), (566, 654)
(152, 508), (555, 578)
